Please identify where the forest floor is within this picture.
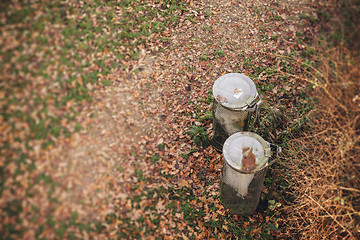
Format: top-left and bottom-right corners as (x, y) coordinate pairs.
(1, 0), (358, 239)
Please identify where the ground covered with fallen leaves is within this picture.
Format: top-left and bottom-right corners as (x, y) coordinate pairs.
(1, 0), (358, 239)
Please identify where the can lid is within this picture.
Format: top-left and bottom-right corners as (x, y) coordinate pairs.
(223, 132), (272, 173)
(213, 73), (258, 110)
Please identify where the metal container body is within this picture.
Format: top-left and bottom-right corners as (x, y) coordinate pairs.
(211, 101), (250, 152)
(219, 132), (272, 216)
(220, 162), (267, 215)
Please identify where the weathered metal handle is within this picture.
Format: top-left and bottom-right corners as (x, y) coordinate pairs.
(268, 143), (281, 166)
(247, 99), (261, 131)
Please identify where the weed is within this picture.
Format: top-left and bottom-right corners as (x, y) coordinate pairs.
(268, 200), (282, 210)
(157, 143), (169, 151)
(186, 125), (210, 148)
(203, 25), (213, 32)
(181, 153), (189, 160)
(214, 49), (225, 57)
(151, 154), (161, 164)
(135, 168), (145, 182)
(271, 15), (282, 21)
(197, 111), (212, 123)
(204, 10), (213, 18)
(199, 54), (209, 61)
(74, 123), (82, 132)
(101, 79), (112, 86)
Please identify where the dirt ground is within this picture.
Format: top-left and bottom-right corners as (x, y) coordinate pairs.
(1, 0), (328, 239)
(46, 0), (314, 229)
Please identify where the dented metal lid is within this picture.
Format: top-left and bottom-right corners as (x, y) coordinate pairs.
(222, 132), (272, 173)
(213, 73), (259, 110)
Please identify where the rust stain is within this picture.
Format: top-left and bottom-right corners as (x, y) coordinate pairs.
(242, 147), (256, 171)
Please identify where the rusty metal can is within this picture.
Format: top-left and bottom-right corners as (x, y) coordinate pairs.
(211, 73), (261, 152)
(220, 132), (274, 215)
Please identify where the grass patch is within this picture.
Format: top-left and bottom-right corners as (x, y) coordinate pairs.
(186, 125), (210, 148)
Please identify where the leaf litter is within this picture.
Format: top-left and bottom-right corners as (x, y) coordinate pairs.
(0, 0), (326, 239)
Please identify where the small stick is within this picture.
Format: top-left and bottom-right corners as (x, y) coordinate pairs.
(305, 194), (355, 239)
(337, 186), (360, 193)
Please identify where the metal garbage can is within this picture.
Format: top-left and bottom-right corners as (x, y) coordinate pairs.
(220, 132), (278, 215)
(211, 73), (261, 152)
